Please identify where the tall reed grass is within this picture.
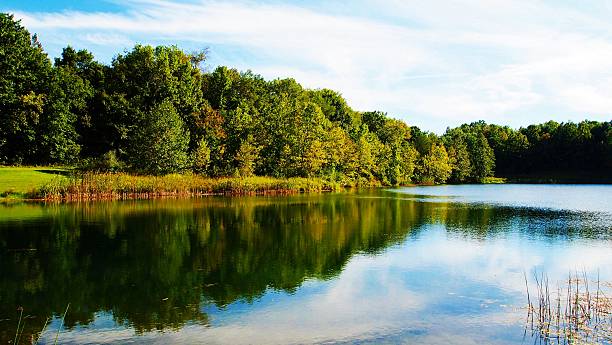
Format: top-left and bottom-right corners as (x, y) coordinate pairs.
(30, 173), (340, 201)
(524, 271), (611, 344)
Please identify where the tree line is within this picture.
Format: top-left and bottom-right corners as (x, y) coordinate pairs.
(1, 13), (610, 184)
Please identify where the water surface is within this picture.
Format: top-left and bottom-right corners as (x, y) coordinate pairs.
(1, 185), (610, 344)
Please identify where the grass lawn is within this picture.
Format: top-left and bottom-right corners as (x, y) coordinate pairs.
(2, 168), (338, 200)
(0, 166), (69, 198)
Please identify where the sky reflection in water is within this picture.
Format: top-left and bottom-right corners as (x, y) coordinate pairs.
(1, 185), (610, 344)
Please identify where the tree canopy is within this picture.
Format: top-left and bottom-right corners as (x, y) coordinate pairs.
(0, 13), (609, 182)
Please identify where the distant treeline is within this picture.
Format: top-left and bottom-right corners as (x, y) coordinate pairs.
(1, 13), (610, 184)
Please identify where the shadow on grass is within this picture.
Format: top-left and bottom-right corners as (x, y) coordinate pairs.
(35, 169), (71, 177)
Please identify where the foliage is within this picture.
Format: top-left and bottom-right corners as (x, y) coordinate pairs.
(417, 144), (452, 184)
(0, 13), (610, 185)
(192, 138), (211, 174)
(445, 133), (472, 183)
(77, 150), (124, 172)
(128, 100), (191, 175)
(0, 14), (52, 164)
(467, 133), (495, 182)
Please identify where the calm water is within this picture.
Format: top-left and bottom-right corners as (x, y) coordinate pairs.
(0, 185), (611, 344)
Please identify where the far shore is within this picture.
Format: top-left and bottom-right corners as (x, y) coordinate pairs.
(1, 166), (609, 203)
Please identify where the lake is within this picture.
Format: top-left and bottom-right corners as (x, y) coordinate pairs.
(1, 184), (611, 344)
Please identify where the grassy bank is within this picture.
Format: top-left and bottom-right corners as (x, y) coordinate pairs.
(482, 177), (507, 184)
(28, 173), (340, 201)
(7, 166), (605, 202)
(0, 167), (69, 199)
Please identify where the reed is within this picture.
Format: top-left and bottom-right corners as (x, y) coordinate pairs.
(13, 307), (23, 345)
(53, 303), (70, 345)
(524, 270), (611, 344)
(9, 310), (58, 345)
(29, 173), (341, 201)
(35, 317), (50, 344)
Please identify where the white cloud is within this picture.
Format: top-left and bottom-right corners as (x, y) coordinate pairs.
(43, 229), (612, 344)
(10, 0), (612, 132)
(82, 33), (132, 46)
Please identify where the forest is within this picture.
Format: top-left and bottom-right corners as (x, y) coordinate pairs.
(1, 13), (610, 186)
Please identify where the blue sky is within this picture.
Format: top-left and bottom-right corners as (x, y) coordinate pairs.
(4, 0), (612, 133)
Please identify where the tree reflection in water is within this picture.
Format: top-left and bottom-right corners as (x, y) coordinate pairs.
(0, 190), (607, 343)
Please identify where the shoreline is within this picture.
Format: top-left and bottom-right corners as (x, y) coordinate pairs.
(2, 170), (610, 203)
(1, 173), (342, 203)
(29, 188), (335, 202)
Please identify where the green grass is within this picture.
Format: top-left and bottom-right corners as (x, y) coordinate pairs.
(482, 177), (507, 184)
(31, 172), (340, 200)
(0, 167), (341, 201)
(0, 167), (69, 199)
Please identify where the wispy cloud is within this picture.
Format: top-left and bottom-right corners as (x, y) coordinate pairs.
(9, 0), (612, 132)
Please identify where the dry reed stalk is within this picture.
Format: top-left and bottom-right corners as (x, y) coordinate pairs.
(524, 271), (611, 345)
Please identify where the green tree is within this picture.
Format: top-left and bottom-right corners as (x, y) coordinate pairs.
(252, 79), (306, 176)
(309, 89), (360, 136)
(54, 46), (107, 158)
(104, 45), (204, 157)
(0, 13), (52, 163)
(447, 143), (472, 183)
(397, 144), (418, 184)
(2, 16), (610, 183)
(235, 135), (260, 177)
(376, 119), (415, 185)
(417, 144), (452, 184)
(355, 132), (381, 183)
(192, 138), (211, 174)
(193, 103), (228, 176)
(128, 100), (190, 175)
(443, 128), (472, 183)
(323, 126), (359, 183)
(203, 66), (241, 110)
(467, 133), (495, 182)
(483, 124), (528, 176)
(38, 47), (98, 163)
(293, 103), (329, 177)
(361, 111), (387, 137)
